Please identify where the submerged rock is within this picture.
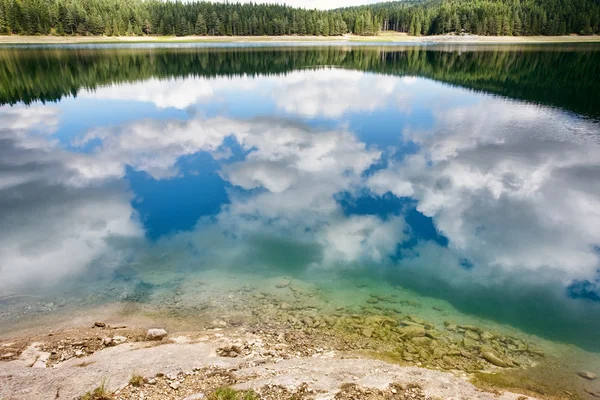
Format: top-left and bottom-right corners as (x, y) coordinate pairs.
(578, 371), (598, 380)
(398, 326), (426, 339)
(276, 279), (290, 288)
(481, 351), (508, 367)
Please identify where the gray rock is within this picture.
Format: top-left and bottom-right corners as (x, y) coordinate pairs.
(170, 381), (181, 390)
(146, 329), (168, 341)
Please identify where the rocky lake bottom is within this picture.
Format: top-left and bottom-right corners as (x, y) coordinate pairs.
(1, 268), (599, 399)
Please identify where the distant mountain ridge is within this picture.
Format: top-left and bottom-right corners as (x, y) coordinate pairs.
(0, 0), (598, 37)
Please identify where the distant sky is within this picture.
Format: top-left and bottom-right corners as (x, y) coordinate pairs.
(206, 0), (381, 10)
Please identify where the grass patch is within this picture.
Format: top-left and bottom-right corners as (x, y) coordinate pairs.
(80, 379), (112, 400)
(128, 374), (144, 387)
(208, 387), (259, 400)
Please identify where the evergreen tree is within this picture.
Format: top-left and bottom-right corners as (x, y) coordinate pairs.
(143, 19), (152, 35)
(195, 12), (206, 35)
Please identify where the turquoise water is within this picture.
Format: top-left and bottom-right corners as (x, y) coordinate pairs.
(0, 44), (600, 358)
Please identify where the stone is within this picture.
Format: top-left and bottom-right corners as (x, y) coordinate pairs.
(170, 381), (181, 390)
(432, 347), (447, 359)
(482, 351), (508, 367)
(362, 327), (373, 338)
(146, 329), (168, 341)
(103, 337), (113, 346)
(94, 322), (106, 328)
(481, 331), (494, 341)
(398, 326), (426, 339)
(578, 371), (598, 380)
(112, 336), (127, 345)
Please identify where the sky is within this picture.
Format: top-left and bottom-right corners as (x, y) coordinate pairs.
(206, 0), (381, 10)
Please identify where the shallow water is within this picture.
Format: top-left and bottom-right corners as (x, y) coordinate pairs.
(0, 44), (599, 368)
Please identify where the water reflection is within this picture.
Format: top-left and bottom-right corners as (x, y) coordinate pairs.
(0, 46), (600, 351)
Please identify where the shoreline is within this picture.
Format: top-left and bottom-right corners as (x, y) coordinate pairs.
(0, 320), (542, 400)
(0, 33), (600, 45)
(1, 271), (599, 399)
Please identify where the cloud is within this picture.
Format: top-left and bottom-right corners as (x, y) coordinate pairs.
(79, 69), (413, 118)
(272, 69), (411, 118)
(79, 76), (258, 110)
(0, 106), (143, 291)
(368, 97), (600, 286)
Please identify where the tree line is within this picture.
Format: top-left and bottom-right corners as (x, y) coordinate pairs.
(0, 0), (598, 37)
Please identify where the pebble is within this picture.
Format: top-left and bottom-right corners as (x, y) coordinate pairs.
(170, 381), (181, 390)
(94, 322), (106, 328)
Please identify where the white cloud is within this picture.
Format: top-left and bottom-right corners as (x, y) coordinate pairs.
(79, 69), (413, 118)
(0, 106), (143, 290)
(368, 97), (600, 285)
(79, 76), (258, 109)
(272, 69), (410, 118)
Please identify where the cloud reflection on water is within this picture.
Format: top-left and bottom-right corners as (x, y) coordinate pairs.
(1, 69), (600, 347)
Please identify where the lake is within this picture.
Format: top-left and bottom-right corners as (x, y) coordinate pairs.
(1, 43), (600, 394)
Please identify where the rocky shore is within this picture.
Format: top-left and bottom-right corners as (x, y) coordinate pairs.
(1, 322), (540, 400)
(1, 274), (599, 399)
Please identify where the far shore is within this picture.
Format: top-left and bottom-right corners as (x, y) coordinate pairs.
(1, 32), (600, 45)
